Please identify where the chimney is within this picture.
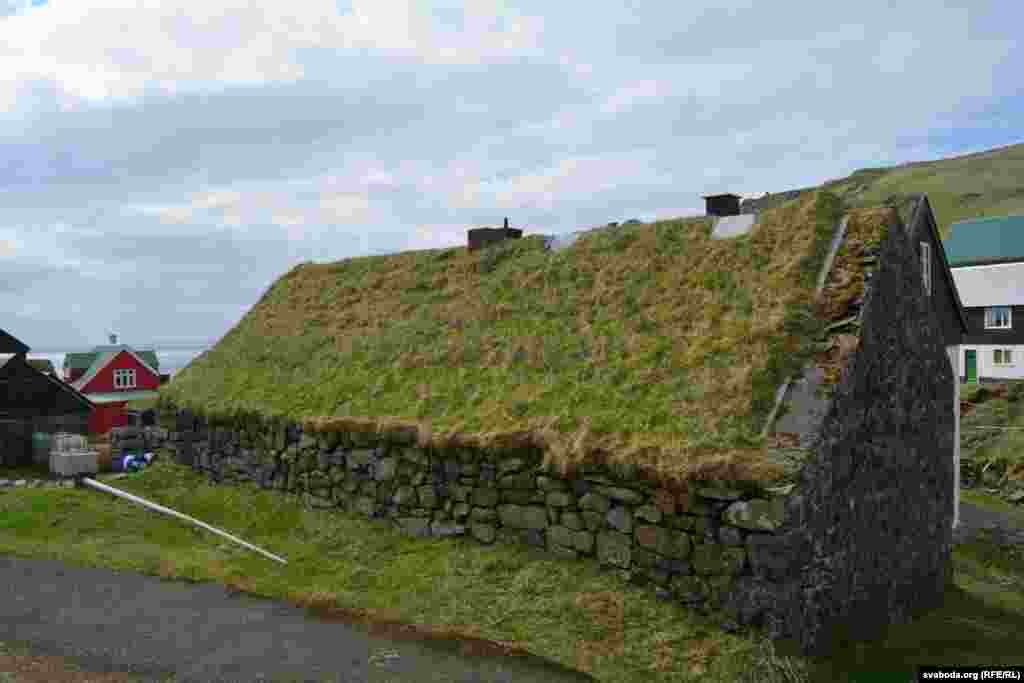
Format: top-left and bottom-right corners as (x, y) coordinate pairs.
(109, 333), (117, 345)
(467, 218), (523, 251)
(703, 193), (742, 217)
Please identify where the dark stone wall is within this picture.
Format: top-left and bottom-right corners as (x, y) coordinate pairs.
(770, 207), (955, 655)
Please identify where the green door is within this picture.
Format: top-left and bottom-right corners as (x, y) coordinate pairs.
(965, 349), (977, 383)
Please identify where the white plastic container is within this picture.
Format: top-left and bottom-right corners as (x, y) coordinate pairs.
(49, 449), (98, 476)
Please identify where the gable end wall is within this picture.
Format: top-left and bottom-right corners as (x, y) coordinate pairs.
(81, 352), (161, 394)
(768, 210), (955, 656)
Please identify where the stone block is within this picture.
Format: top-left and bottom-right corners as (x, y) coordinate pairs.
(548, 525), (575, 548)
(582, 511), (604, 532)
(579, 492), (611, 513)
(473, 485), (501, 507)
(545, 491), (575, 507)
(498, 458), (528, 475)
(497, 504), (548, 530)
(633, 547), (657, 568)
(470, 507), (498, 523)
(635, 525), (692, 560)
(453, 502), (470, 520)
(374, 457), (398, 481)
(498, 472), (535, 489)
(572, 480), (593, 497)
(417, 485), (439, 508)
(607, 506), (633, 533)
(561, 511), (584, 530)
(537, 476), (569, 491)
(635, 505), (662, 524)
(697, 485), (744, 501)
(665, 514), (697, 532)
(348, 448), (376, 470)
(392, 486), (417, 506)
(526, 529), (545, 547)
(596, 531), (632, 568)
(500, 489), (543, 504)
(692, 545), (746, 576)
(573, 531), (595, 553)
(595, 486), (645, 505)
(654, 557), (692, 576)
(719, 526), (745, 546)
(723, 498), (786, 532)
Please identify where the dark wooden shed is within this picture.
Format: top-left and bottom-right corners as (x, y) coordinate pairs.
(703, 193), (742, 217)
(1, 329), (94, 466)
(467, 217), (523, 251)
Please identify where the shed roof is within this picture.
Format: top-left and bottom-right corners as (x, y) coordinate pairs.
(72, 349), (160, 392)
(950, 261), (1024, 307)
(0, 329), (29, 355)
(65, 346), (159, 372)
(943, 214), (1024, 266)
(0, 354), (93, 418)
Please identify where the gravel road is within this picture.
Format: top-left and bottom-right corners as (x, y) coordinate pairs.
(0, 556), (593, 683)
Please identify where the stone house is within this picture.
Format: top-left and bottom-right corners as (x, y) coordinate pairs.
(158, 191), (969, 655)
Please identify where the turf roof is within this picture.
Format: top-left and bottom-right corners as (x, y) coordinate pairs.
(161, 191), (893, 489)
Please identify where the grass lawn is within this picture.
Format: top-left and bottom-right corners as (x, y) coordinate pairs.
(0, 458), (1022, 682)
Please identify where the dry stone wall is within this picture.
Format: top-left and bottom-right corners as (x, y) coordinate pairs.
(158, 407), (796, 637)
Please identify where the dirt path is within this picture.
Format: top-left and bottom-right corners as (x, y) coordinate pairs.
(0, 556), (592, 683)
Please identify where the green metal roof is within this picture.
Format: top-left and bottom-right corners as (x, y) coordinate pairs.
(63, 347), (159, 371)
(944, 214), (1024, 266)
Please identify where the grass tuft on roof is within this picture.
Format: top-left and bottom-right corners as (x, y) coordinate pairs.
(162, 192), (851, 489)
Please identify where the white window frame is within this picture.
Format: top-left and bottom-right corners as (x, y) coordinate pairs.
(994, 349), (1014, 366)
(113, 368), (137, 389)
(985, 306), (1012, 329)
(920, 241), (931, 296)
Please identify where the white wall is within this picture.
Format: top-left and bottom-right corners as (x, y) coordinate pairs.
(948, 346), (960, 530)
(959, 344), (1024, 381)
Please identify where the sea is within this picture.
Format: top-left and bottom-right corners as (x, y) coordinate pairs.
(25, 344), (212, 381)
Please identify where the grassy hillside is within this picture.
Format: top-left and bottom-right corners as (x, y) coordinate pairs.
(748, 142), (1024, 239)
(162, 192), (851, 489)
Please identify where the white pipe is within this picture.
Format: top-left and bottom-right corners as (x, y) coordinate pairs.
(80, 477), (287, 565)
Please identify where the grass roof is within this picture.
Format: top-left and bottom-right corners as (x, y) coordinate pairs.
(161, 191), (871, 490)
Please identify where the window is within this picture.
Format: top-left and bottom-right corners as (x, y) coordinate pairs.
(985, 306), (1012, 329)
(113, 368), (136, 389)
(920, 241), (931, 295)
(994, 349), (1014, 366)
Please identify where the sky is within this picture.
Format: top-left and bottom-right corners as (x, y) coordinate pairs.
(1, 1), (1022, 352)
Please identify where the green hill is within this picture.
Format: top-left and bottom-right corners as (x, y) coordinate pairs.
(744, 142), (1024, 238)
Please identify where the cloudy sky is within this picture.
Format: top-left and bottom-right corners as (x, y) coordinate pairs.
(2, 0), (1022, 351)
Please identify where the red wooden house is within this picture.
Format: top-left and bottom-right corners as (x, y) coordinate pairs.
(65, 334), (161, 434)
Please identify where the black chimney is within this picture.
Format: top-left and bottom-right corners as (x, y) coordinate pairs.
(703, 194), (742, 217)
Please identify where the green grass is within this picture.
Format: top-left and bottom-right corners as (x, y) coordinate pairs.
(827, 142), (1024, 239)
(0, 459), (812, 682)
(1, 458), (1023, 682)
